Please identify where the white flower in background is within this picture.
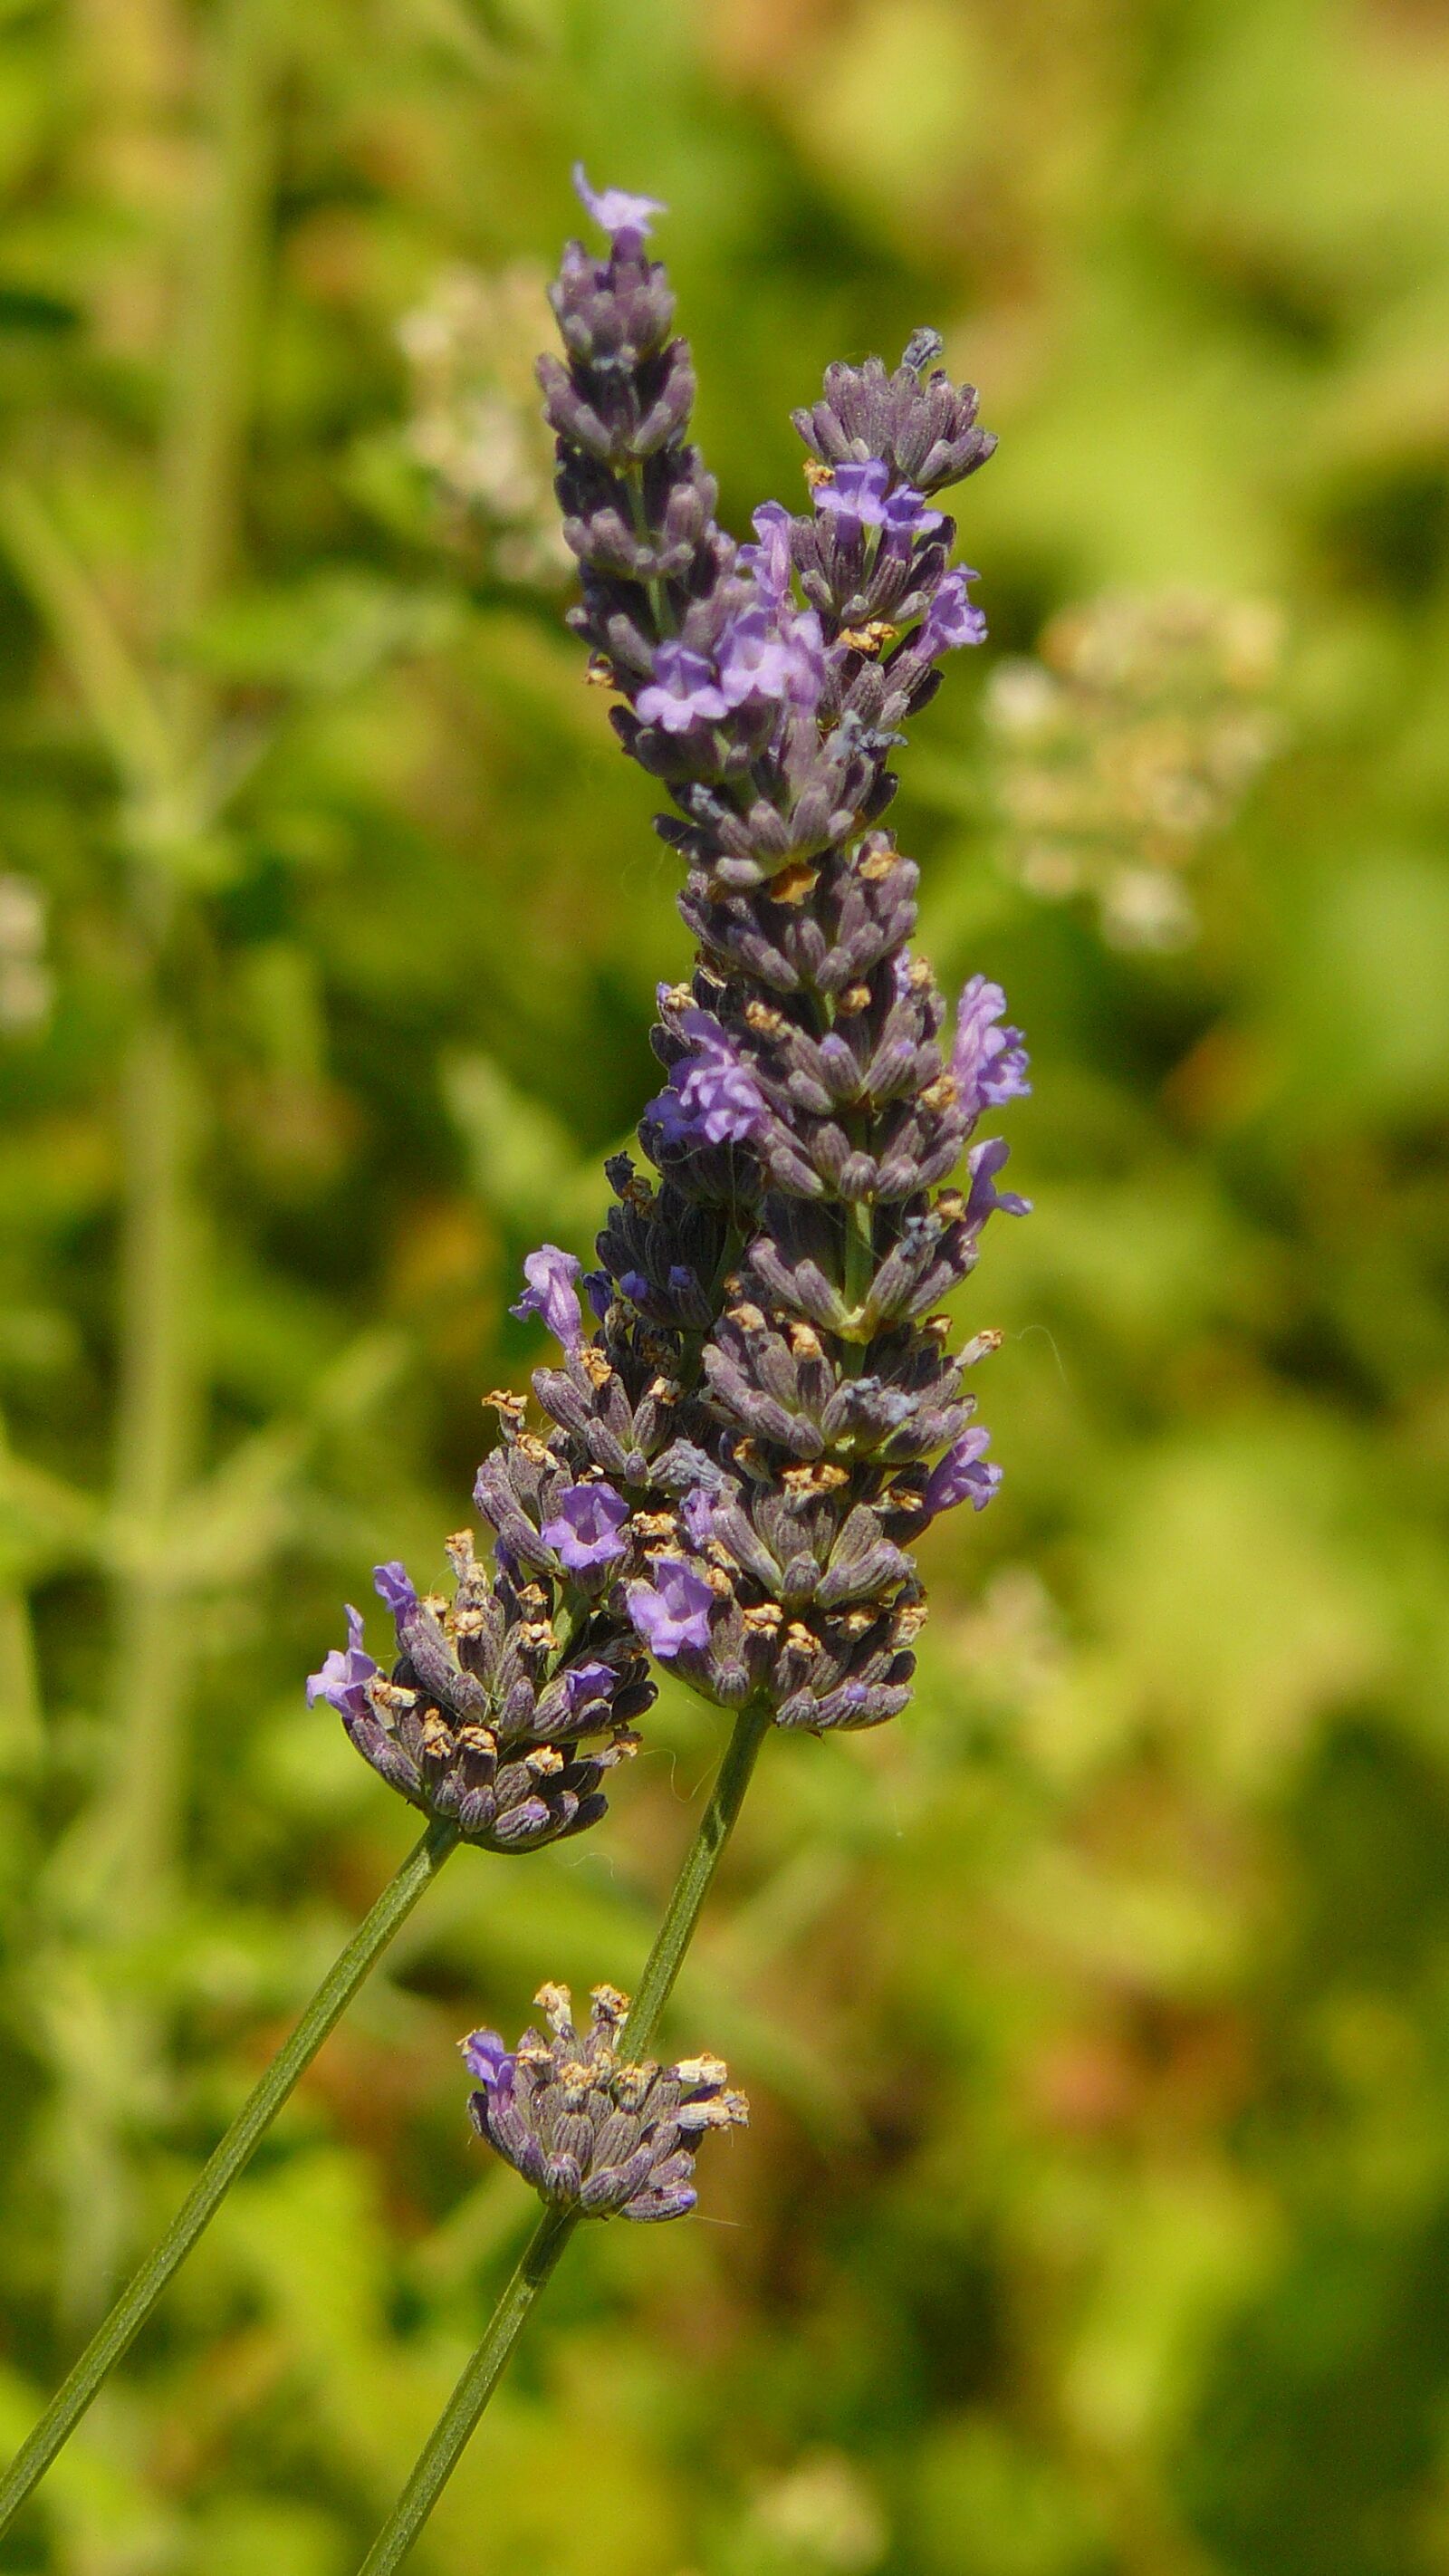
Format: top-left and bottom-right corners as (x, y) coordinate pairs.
(986, 591), (1285, 949)
(398, 263), (572, 586)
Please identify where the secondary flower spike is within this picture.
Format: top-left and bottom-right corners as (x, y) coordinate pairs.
(463, 1982), (747, 2220)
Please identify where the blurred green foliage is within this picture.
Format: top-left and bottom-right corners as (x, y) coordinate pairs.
(1, 0), (1448, 2570)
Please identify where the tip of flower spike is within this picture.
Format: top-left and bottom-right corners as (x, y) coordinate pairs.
(571, 164), (667, 246)
(902, 324), (945, 375)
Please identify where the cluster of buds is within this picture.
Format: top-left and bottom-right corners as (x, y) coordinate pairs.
(463, 1982), (746, 2221)
(306, 1527), (651, 1852)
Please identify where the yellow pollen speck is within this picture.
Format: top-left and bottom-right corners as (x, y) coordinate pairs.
(771, 860), (820, 907)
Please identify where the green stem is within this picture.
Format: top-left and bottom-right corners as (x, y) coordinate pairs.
(619, 1695), (770, 2059)
(162, 0), (276, 764)
(0, 1820), (458, 2540)
(356, 1699), (772, 2576)
(103, 1009), (195, 1923)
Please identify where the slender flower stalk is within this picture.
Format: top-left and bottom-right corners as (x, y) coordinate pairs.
(0, 1821), (457, 2540)
(357, 1699), (767, 2576)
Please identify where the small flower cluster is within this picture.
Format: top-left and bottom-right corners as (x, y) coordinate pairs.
(463, 1981), (746, 2221)
(306, 1526), (650, 1852)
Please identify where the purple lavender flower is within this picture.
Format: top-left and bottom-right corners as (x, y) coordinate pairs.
(716, 608), (801, 709)
(966, 1134), (1032, 1223)
(738, 499), (793, 605)
(813, 458), (891, 529)
(373, 1560), (417, 1618)
(305, 1606), (377, 1724)
(511, 1244), (584, 1347)
(462, 2029), (515, 2098)
(649, 1010), (767, 1148)
(923, 1427), (1003, 1515)
(919, 566), (987, 655)
(571, 164), (667, 251)
(637, 643), (729, 734)
(540, 1481), (630, 1573)
(881, 484), (944, 541)
(953, 976), (1031, 1117)
(563, 1659), (619, 1714)
(534, 191), (1025, 1744)
(781, 608), (827, 713)
(627, 1559), (715, 1659)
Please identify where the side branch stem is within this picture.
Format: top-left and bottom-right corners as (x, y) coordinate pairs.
(0, 1820), (458, 2540)
(356, 1697), (772, 2576)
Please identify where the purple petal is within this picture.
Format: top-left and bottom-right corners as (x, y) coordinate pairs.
(571, 164), (667, 247)
(511, 1244), (584, 1348)
(373, 1560), (417, 1618)
(626, 1558), (715, 1659)
(952, 975), (1031, 1119)
(924, 1427), (1003, 1516)
(540, 1482), (630, 1573)
(306, 1606), (379, 1720)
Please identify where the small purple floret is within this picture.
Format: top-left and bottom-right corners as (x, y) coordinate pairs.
(637, 642), (729, 734)
(813, 458), (891, 528)
(650, 1010), (767, 1149)
(920, 566), (987, 655)
(716, 607), (800, 708)
(679, 1485), (716, 1549)
(511, 1244), (584, 1348)
(571, 164), (667, 249)
(924, 1427), (1003, 1515)
(563, 1659), (617, 1714)
(541, 1482), (630, 1572)
(627, 1559), (715, 1658)
(306, 1606), (378, 1722)
(462, 2028), (516, 2097)
(881, 484), (944, 541)
(372, 1560), (417, 1618)
(738, 500), (793, 605)
(953, 975), (1031, 1117)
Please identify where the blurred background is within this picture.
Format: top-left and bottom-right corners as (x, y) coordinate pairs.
(1, 1), (1448, 2570)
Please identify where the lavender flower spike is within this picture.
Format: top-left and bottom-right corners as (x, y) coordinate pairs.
(534, 182), (1027, 1738)
(571, 164), (667, 250)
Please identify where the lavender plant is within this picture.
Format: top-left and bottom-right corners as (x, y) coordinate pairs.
(355, 167), (1030, 2574)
